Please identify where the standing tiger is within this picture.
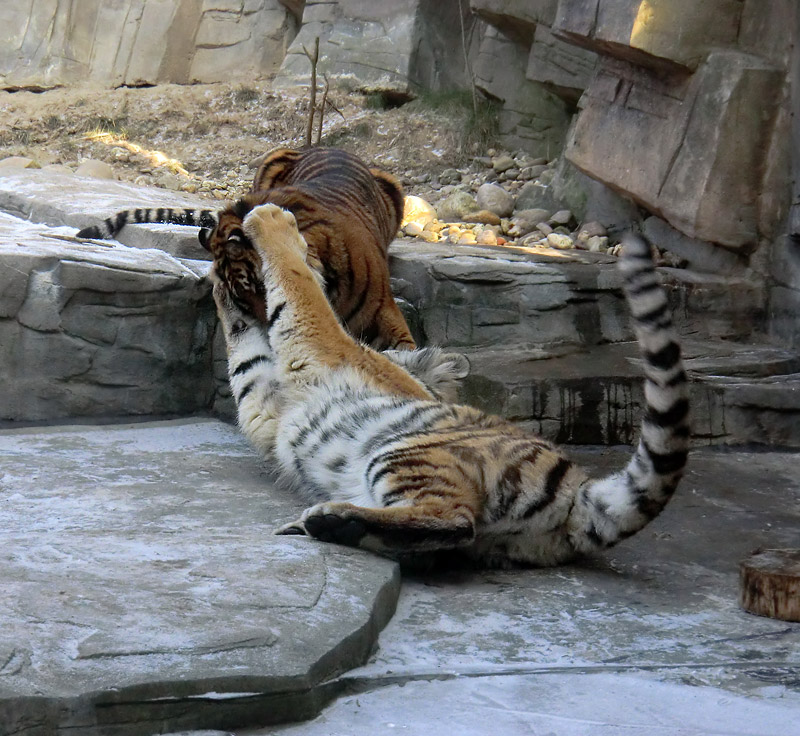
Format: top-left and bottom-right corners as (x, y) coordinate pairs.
(75, 147), (415, 350)
(210, 203), (690, 567)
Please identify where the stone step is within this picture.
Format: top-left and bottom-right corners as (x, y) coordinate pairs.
(0, 168), (210, 258)
(0, 419), (399, 734)
(1, 171), (791, 447)
(390, 240), (767, 347)
(0, 212), (218, 423)
(456, 340), (800, 447)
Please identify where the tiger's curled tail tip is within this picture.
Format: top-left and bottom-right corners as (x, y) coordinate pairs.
(76, 226), (103, 240)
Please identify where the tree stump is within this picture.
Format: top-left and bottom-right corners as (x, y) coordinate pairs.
(739, 549), (800, 622)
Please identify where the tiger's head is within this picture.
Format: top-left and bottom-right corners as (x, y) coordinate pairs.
(199, 196), (267, 323)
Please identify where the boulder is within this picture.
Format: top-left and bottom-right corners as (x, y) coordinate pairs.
(567, 52), (784, 250)
(549, 209), (572, 226)
(463, 210), (502, 226)
(586, 235), (608, 253)
(546, 232), (574, 249)
(436, 191), (479, 221)
(476, 183), (514, 218)
(75, 160), (116, 180)
(402, 195), (437, 228)
(0, 157), (40, 170)
(514, 181), (555, 212)
(492, 155), (517, 173)
(508, 208), (550, 236)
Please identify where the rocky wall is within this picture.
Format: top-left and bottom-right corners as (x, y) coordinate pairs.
(0, 0), (296, 89)
(273, 0), (476, 94)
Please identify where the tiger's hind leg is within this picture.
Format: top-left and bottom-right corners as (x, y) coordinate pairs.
(275, 500), (476, 554)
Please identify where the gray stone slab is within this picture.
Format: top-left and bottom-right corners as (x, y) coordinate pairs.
(458, 340), (800, 446)
(0, 168), (213, 258)
(0, 419), (400, 735)
(389, 240), (766, 349)
(249, 673), (800, 736)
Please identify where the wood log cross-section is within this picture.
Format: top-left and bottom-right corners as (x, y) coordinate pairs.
(739, 549), (800, 622)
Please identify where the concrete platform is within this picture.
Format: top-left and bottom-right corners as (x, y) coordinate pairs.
(3, 421), (799, 735)
(0, 419), (399, 735)
(240, 446), (800, 736)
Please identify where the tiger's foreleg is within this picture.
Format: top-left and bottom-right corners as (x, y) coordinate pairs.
(242, 204), (359, 377)
(275, 499), (476, 554)
(211, 278), (283, 454)
(242, 204), (430, 399)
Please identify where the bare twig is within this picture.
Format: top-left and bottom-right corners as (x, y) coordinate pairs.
(302, 36), (320, 148)
(314, 73), (331, 145)
(327, 98), (346, 121)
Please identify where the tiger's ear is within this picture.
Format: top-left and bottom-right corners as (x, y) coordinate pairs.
(198, 228), (211, 250)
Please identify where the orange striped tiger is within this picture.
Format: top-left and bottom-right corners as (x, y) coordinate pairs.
(76, 147), (415, 350)
(210, 203), (690, 567)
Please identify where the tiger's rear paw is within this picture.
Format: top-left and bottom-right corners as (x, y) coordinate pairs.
(301, 503), (368, 547)
(243, 203), (307, 260)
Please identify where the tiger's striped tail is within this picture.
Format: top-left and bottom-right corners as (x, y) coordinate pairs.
(75, 207), (218, 240)
(568, 233), (690, 554)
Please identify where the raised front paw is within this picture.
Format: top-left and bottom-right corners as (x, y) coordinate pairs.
(243, 203), (308, 260)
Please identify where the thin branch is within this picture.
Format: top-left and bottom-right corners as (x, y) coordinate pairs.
(315, 73), (330, 145)
(326, 97), (346, 122)
(302, 36), (320, 148)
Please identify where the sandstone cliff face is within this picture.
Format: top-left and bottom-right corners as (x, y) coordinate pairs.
(469, 0), (798, 350)
(0, 0), (296, 88)
(273, 0), (475, 93)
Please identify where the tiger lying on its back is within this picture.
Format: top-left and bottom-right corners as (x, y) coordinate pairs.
(76, 147), (415, 351)
(210, 203), (690, 567)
